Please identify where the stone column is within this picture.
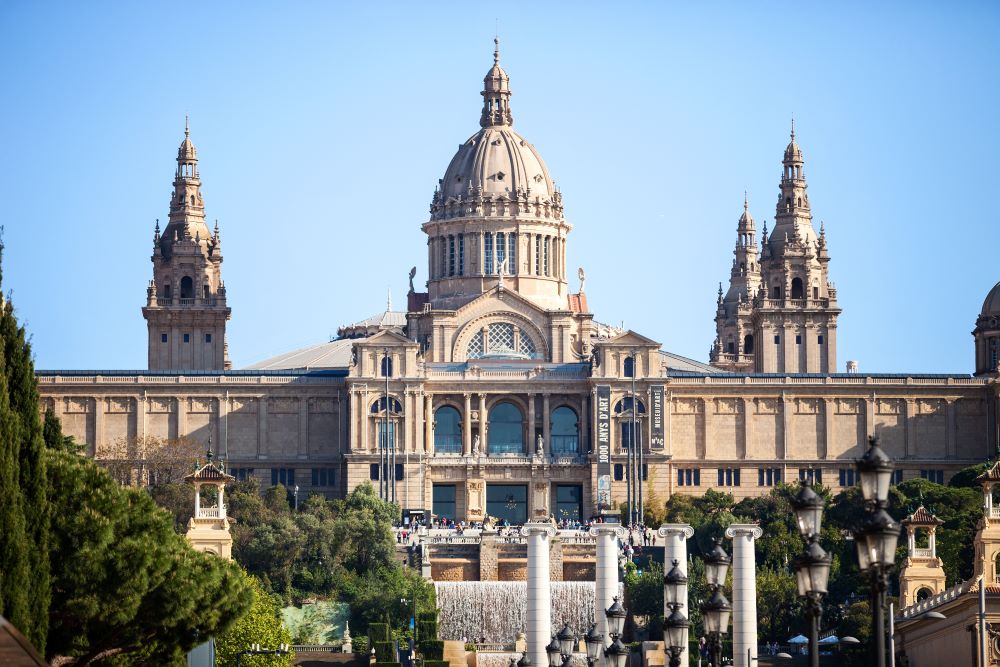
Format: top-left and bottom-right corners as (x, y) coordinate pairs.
(591, 523), (627, 646)
(528, 393), (537, 453)
(522, 521), (557, 666)
(658, 524), (694, 664)
(725, 524), (763, 667)
(424, 393), (434, 454)
(478, 393), (487, 452)
(464, 393), (473, 455)
(542, 394), (551, 456)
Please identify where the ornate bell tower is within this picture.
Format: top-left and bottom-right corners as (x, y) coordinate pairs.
(142, 120), (231, 370)
(973, 461), (1000, 582)
(184, 446), (234, 559)
(711, 193), (761, 372)
(753, 122), (840, 373)
(898, 506), (946, 607)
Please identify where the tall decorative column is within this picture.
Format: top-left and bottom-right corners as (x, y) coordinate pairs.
(590, 522), (627, 645)
(725, 524), (763, 667)
(542, 394), (551, 455)
(658, 524), (694, 664)
(522, 521), (557, 667)
(464, 393), (473, 455)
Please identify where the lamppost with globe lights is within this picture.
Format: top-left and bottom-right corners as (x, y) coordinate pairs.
(604, 597), (629, 667)
(584, 623), (603, 667)
(700, 539), (732, 667)
(854, 435), (901, 667)
(791, 484), (832, 667)
(662, 559), (690, 667)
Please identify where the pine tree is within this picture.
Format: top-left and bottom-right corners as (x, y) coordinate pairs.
(0, 231), (50, 652)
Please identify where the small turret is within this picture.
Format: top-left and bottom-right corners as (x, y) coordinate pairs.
(898, 505), (946, 608)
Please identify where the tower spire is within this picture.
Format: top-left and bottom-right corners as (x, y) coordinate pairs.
(480, 38), (513, 128)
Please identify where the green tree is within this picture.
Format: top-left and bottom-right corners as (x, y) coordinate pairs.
(216, 572), (294, 667)
(332, 482), (399, 573)
(44, 446), (252, 665)
(0, 233), (51, 653)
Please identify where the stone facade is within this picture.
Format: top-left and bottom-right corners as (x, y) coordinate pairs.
(35, 42), (1000, 525)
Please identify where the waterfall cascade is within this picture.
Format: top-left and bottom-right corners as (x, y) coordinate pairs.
(434, 581), (623, 645)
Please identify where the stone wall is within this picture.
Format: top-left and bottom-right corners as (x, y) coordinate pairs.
(432, 559), (480, 582)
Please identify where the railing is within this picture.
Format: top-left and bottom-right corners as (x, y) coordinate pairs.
(550, 436), (579, 454)
(475, 643), (511, 652)
(489, 442), (526, 455)
(293, 644), (343, 653)
(912, 548), (934, 559)
(154, 297), (220, 307)
(990, 507), (1000, 520)
(434, 435), (462, 454)
(197, 507), (223, 518)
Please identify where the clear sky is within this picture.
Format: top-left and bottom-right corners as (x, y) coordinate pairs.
(1, 2), (997, 373)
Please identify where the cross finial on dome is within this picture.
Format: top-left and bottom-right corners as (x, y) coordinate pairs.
(744, 190), (749, 212)
(494, 36), (500, 66)
(185, 114), (190, 138)
(790, 115), (795, 142)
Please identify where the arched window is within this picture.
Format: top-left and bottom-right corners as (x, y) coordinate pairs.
(466, 322), (539, 360)
(203, 285), (209, 299)
(614, 397), (646, 414)
(743, 334), (754, 354)
(623, 356), (635, 378)
(370, 397), (402, 414)
(550, 407), (579, 454)
(991, 338), (999, 369)
(916, 588), (932, 602)
(434, 406), (462, 454)
(791, 277), (804, 299)
(190, 195), (196, 206)
(726, 339), (735, 354)
(180, 276), (194, 299)
(380, 355), (393, 378)
(488, 402), (524, 455)
(772, 285), (781, 299)
(164, 284), (171, 298)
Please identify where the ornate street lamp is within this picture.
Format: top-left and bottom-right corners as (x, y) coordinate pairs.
(662, 559), (689, 667)
(604, 597), (629, 667)
(704, 539), (731, 588)
(792, 483), (831, 667)
(700, 587), (732, 667)
(518, 652), (532, 667)
(662, 607), (689, 667)
(854, 436), (901, 667)
(546, 636), (562, 667)
(584, 623), (604, 667)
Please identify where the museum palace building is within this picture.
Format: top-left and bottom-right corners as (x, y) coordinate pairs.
(36, 42), (1000, 526)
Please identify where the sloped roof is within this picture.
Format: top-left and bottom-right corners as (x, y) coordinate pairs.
(976, 460), (1000, 484)
(244, 338), (354, 371)
(903, 505), (943, 526)
(660, 351), (729, 374)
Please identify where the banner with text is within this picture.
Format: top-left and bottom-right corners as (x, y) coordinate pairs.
(596, 385), (612, 512)
(650, 384), (665, 450)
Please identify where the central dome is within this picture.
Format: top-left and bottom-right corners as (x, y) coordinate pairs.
(438, 126), (556, 203)
(429, 38), (563, 223)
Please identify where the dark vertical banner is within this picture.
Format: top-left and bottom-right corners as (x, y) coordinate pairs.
(650, 384), (665, 450)
(596, 385), (612, 511)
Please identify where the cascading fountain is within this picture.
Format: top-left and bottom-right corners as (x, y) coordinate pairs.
(434, 581), (622, 644)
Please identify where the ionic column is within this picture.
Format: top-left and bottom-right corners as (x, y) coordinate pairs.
(591, 523), (627, 646)
(725, 524), (763, 667)
(478, 393), (487, 451)
(424, 393), (434, 454)
(463, 393), (472, 455)
(658, 524), (694, 664)
(522, 521), (557, 667)
(527, 393), (536, 452)
(542, 394), (551, 455)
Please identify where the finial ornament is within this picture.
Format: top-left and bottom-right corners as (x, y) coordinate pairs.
(185, 114), (190, 138)
(790, 115), (795, 142)
(408, 266), (417, 294)
(744, 190), (749, 212)
(494, 36), (500, 65)
(386, 288), (392, 312)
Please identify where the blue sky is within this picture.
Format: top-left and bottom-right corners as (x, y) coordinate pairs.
(1, 2), (997, 373)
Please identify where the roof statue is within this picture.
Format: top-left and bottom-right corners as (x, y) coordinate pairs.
(578, 267), (586, 293)
(408, 266), (416, 294)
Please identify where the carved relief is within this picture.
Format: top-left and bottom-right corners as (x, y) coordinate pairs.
(917, 399), (945, 415)
(39, 397), (55, 413)
(188, 397), (215, 413)
(105, 397), (132, 413)
(755, 398), (779, 414)
(467, 480), (486, 520)
(269, 397), (299, 413)
(836, 398), (861, 414)
(229, 397), (257, 414)
(65, 397), (91, 413)
(714, 398), (742, 415)
(146, 397), (173, 413)
(795, 398), (821, 415)
(673, 398), (702, 414)
(533, 481), (549, 517)
(877, 399), (903, 415)
(310, 398), (336, 414)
